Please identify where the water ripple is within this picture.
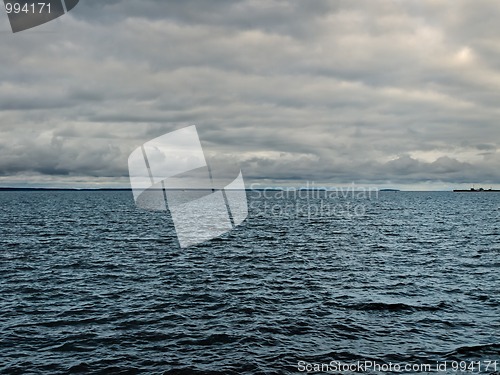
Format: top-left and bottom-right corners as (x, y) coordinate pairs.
(0, 191), (499, 374)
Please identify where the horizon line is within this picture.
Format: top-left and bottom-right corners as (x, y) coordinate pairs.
(0, 186), (464, 192)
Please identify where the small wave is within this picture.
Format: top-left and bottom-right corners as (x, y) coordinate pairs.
(342, 301), (448, 312)
(445, 343), (500, 358)
(179, 333), (239, 346)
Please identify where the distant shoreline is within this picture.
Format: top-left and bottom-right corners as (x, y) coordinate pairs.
(0, 187), (488, 192)
(0, 187), (133, 191)
(453, 189), (500, 193)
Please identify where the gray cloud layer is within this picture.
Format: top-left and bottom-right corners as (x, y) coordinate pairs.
(0, 0), (499, 189)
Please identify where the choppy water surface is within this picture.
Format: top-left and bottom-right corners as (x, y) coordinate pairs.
(0, 191), (499, 374)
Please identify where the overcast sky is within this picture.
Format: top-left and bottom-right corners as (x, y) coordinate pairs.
(0, 0), (499, 190)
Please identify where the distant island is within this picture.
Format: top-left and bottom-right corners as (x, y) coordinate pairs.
(379, 188), (400, 192)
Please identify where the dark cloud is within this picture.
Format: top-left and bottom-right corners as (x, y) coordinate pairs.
(0, 0), (499, 189)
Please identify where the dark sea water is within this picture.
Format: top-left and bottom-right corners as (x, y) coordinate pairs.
(0, 190), (499, 374)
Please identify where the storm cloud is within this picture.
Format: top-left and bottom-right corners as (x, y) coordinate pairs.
(0, 0), (499, 189)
